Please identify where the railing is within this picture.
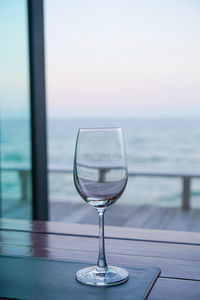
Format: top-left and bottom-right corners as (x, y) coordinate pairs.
(2, 165), (200, 210)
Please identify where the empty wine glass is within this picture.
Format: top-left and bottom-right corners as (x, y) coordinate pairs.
(73, 128), (128, 286)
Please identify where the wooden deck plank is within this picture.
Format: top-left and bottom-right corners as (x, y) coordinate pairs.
(122, 206), (163, 228)
(148, 278), (200, 300)
(1, 218), (200, 245)
(50, 202), (200, 232)
(2, 200), (200, 232)
(1, 244), (200, 281)
(1, 231), (200, 261)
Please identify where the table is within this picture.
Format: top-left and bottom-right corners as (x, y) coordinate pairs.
(0, 218), (200, 299)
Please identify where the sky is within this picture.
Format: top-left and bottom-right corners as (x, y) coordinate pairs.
(0, 0), (200, 119)
(0, 0), (30, 119)
(45, 0), (200, 118)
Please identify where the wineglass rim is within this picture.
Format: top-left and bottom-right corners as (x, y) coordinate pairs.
(79, 127), (122, 132)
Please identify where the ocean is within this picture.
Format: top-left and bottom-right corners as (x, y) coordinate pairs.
(1, 118), (200, 208)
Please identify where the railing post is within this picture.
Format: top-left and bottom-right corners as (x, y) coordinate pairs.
(182, 177), (191, 210)
(98, 168), (109, 182)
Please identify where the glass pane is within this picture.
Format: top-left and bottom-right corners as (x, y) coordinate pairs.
(45, 1), (200, 232)
(0, 0), (32, 219)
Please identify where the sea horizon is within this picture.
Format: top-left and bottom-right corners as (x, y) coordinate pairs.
(1, 117), (200, 209)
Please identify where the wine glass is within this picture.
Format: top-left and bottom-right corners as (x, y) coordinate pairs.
(73, 128), (128, 286)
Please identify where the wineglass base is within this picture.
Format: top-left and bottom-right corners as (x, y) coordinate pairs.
(76, 266), (129, 286)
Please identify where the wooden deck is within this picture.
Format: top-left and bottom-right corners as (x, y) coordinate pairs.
(50, 202), (200, 232)
(3, 198), (200, 232)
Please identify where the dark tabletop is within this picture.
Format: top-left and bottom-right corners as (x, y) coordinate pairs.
(0, 218), (200, 299)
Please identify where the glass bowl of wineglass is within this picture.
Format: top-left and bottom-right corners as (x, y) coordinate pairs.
(73, 127), (128, 286)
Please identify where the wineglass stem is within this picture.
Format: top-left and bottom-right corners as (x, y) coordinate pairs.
(97, 209), (107, 272)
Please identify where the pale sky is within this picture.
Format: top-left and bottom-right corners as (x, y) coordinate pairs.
(1, 1), (200, 119)
(45, 0), (200, 118)
(0, 0), (30, 119)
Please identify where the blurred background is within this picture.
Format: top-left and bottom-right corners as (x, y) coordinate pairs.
(1, 0), (200, 231)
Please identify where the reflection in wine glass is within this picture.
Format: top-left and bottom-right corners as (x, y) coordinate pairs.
(73, 128), (128, 286)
